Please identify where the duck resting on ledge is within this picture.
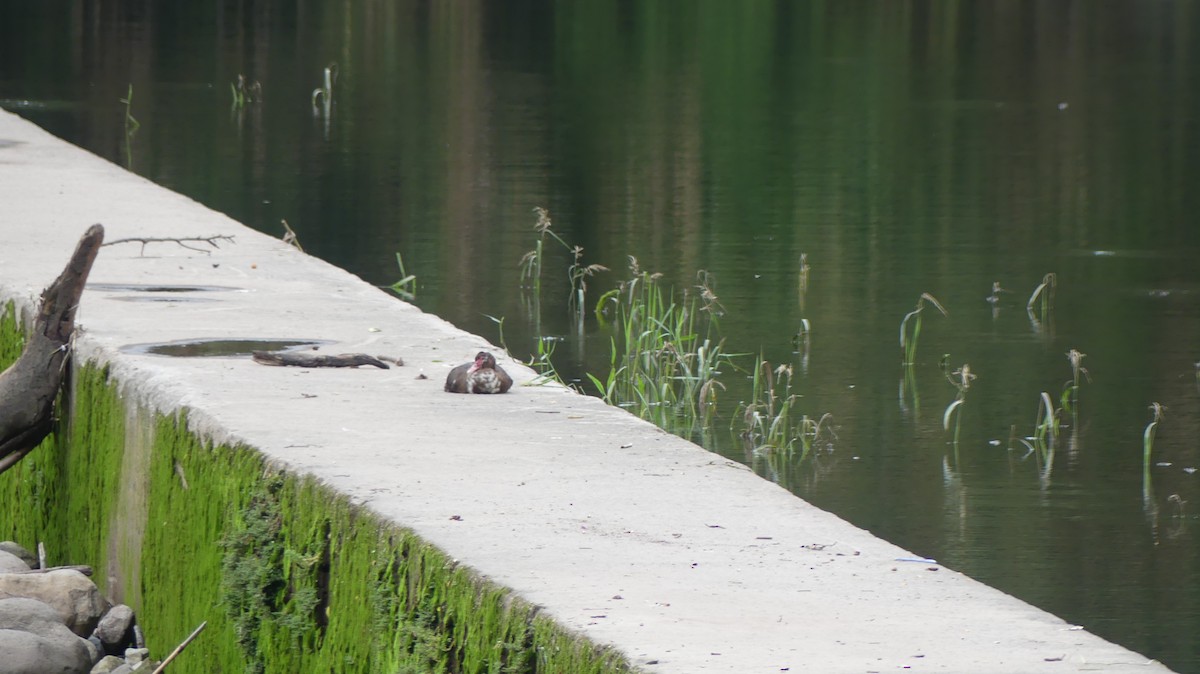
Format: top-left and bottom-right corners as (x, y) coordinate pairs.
(444, 351), (513, 394)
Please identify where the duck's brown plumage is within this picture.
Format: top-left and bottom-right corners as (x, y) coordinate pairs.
(444, 351), (513, 394)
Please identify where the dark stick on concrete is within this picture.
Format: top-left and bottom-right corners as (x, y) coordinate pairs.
(251, 351), (390, 369)
(0, 224), (104, 475)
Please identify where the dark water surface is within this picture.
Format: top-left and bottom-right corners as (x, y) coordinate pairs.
(4, 2), (1200, 670)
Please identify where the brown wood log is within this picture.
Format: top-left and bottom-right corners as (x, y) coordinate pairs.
(251, 351), (389, 369)
(0, 225), (104, 474)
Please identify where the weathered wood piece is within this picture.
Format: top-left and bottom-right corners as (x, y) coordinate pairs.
(150, 620), (207, 674)
(251, 351), (389, 369)
(0, 225), (104, 475)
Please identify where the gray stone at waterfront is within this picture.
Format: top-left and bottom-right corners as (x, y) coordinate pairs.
(0, 597), (92, 674)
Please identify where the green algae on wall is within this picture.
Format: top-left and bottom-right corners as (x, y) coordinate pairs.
(0, 300), (73, 557)
(0, 305), (636, 673)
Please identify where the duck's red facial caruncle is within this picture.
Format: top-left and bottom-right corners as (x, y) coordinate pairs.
(469, 351), (493, 373)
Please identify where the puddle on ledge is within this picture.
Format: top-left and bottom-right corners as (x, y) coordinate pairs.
(88, 283), (246, 293)
(120, 338), (333, 358)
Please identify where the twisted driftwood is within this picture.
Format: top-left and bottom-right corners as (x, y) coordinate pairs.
(0, 225), (104, 474)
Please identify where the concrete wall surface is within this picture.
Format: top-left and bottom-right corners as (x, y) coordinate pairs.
(0, 109), (1175, 672)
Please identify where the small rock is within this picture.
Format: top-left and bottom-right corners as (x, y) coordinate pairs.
(0, 550), (31, 573)
(0, 542), (37, 569)
(94, 604), (135, 655)
(123, 648), (149, 666)
(107, 666), (134, 674)
(83, 634), (103, 664)
(0, 569), (111, 636)
(90, 655), (127, 674)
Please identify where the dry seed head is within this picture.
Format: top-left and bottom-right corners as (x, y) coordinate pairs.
(1149, 402), (1166, 421)
(953, 364), (975, 390)
(533, 206), (552, 233)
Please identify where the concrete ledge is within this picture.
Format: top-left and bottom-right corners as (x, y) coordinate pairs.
(0, 109), (1175, 672)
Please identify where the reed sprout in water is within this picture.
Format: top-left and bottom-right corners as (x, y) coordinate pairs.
(797, 253), (810, 313)
(311, 62), (337, 113)
(1062, 348), (1089, 423)
(1032, 392), (1061, 483)
(119, 84), (139, 168)
(1027, 273), (1057, 332)
(389, 252), (417, 301)
(312, 62), (337, 138)
(230, 74), (262, 109)
(940, 357), (975, 454)
(1143, 402), (1165, 471)
(1142, 402), (1166, 525)
(899, 292), (948, 366)
(794, 254), (812, 374)
(1010, 392), (1061, 486)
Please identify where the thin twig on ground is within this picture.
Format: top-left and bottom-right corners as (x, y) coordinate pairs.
(102, 235), (235, 256)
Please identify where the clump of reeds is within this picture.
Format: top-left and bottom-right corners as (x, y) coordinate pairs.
(230, 74), (262, 109)
(734, 356), (834, 458)
(900, 292), (948, 366)
(585, 259), (731, 435)
(520, 207), (607, 314)
(526, 334), (566, 386)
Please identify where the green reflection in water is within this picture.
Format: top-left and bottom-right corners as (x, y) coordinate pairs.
(3, 1), (1200, 671)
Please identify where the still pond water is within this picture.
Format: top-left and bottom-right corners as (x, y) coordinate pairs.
(3, 2), (1200, 671)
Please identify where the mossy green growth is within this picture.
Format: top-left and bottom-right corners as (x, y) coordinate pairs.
(0, 305), (636, 673)
(0, 300), (77, 559)
(0, 301), (24, 366)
